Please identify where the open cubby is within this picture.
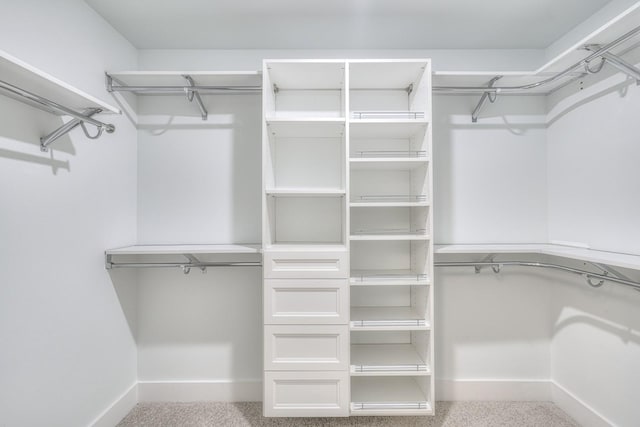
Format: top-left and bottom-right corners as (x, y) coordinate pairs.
(350, 167), (430, 204)
(351, 331), (431, 376)
(349, 61), (430, 118)
(351, 376), (432, 415)
(264, 120), (345, 191)
(351, 206), (430, 237)
(264, 195), (345, 247)
(264, 61), (345, 119)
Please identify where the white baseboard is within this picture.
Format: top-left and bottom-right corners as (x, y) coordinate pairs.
(90, 382), (138, 427)
(138, 380), (262, 402)
(551, 381), (613, 427)
(436, 379), (551, 401)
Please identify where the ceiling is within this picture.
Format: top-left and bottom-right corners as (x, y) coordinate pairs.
(85, 0), (612, 50)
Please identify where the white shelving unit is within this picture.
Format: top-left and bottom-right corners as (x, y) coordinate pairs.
(261, 59), (433, 418)
(261, 60), (350, 417)
(348, 60), (434, 416)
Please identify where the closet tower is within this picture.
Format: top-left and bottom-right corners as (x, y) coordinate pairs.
(262, 59), (433, 417)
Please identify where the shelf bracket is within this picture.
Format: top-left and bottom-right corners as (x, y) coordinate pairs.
(105, 253), (113, 270)
(183, 75), (208, 120)
(40, 108), (104, 152)
(472, 76), (502, 123)
(584, 45), (640, 84)
(184, 253), (207, 273)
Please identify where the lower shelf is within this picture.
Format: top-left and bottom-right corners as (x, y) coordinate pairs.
(351, 344), (430, 376)
(351, 377), (432, 416)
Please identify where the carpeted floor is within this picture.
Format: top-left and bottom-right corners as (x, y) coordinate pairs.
(117, 401), (579, 427)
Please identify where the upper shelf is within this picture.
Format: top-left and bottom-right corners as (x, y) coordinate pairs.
(435, 243), (640, 272)
(0, 49), (119, 114)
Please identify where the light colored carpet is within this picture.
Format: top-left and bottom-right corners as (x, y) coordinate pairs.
(117, 401), (579, 427)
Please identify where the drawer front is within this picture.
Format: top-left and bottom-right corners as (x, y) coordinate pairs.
(264, 371), (350, 417)
(264, 325), (349, 371)
(264, 251), (348, 279)
(264, 279), (349, 324)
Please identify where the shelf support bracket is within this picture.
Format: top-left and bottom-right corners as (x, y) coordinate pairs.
(184, 253), (207, 273)
(105, 253), (113, 270)
(40, 108), (104, 152)
(471, 76), (502, 123)
(584, 45), (640, 85)
(183, 75), (208, 120)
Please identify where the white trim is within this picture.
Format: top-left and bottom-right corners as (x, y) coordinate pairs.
(137, 380), (262, 402)
(436, 379), (551, 401)
(90, 382), (138, 427)
(551, 381), (614, 427)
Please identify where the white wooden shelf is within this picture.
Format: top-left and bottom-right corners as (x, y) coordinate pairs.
(351, 306), (429, 331)
(435, 243), (640, 271)
(0, 49), (119, 114)
(350, 270), (430, 286)
(105, 244), (261, 255)
(104, 244), (262, 271)
(350, 232), (430, 241)
(351, 344), (430, 376)
(350, 158), (428, 171)
(351, 377), (432, 416)
(265, 244), (347, 252)
(265, 188), (346, 197)
(350, 201), (430, 208)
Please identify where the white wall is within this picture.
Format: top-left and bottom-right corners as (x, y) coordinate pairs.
(547, 50), (640, 255)
(545, 51), (640, 426)
(138, 49), (544, 72)
(0, 1), (138, 426)
(134, 91), (263, 389)
(549, 265), (640, 427)
(433, 95), (548, 244)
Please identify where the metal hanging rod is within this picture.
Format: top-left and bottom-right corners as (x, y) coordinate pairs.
(435, 260), (640, 292)
(106, 74), (261, 94)
(433, 25), (640, 95)
(106, 73), (261, 121)
(433, 25), (640, 122)
(0, 79), (115, 152)
(106, 261), (262, 274)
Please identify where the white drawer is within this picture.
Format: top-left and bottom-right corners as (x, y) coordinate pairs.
(263, 250), (348, 279)
(264, 371), (350, 417)
(264, 279), (349, 324)
(264, 324), (349, 371)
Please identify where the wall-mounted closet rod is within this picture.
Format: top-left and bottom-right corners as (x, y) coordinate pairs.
(105, 75), (261, 94)
(106, 261), (262, 274)
(435, 261), (640, 292)
(432, 24), (640, 95)
(0, 79), (115, 151)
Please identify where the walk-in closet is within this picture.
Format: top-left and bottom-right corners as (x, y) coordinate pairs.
(1, 1), (640, 426)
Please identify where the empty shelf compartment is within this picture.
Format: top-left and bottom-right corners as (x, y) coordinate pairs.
(351, 344), (430, 376)
(351, 377), (432, 415)
(351, 306), (429, 330)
